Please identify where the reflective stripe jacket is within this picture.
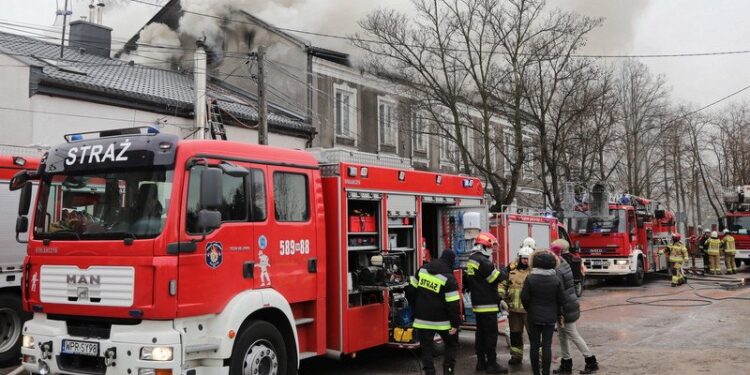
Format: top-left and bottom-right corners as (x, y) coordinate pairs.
(704, 238), (722, 255)
(722, 235), (736, 254)
(498, 261), (530, 314)
(463, 251), (504, 314)
(406, 258), (460, 331)
(668, 243), (689, 263)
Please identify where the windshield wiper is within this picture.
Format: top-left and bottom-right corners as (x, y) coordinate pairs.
(82, 231), (139, 245)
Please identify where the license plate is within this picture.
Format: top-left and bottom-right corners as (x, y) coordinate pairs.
(62, 339), (99, 357)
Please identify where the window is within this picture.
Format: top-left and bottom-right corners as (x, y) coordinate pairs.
(489, 127), (499, 170)
(440, 132), (456, 162)
(335, 84), (357, 139)
(250, 169), (267, 222)
(273, 172), (309, 222)
(186, 166), (257, 233)
(523, 135), (533, 180)
(378, 98), (398, 147)
(412, 111), (428, 153)
(503, 131), (516, 177)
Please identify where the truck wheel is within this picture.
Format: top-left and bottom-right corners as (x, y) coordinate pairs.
(628, 258), (644, 287)
(745, 260), (750, 266)
(574, 277), (585, 297)
(0, 293), (29, 366)
(230, 320), (289, 375)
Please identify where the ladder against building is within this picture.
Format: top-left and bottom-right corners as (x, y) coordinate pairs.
(207, 99), (227, 140)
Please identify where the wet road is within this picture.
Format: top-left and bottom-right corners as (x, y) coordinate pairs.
(3, 265), (748, 375)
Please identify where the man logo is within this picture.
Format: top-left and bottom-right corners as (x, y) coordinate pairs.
(67, 275), (101, 285)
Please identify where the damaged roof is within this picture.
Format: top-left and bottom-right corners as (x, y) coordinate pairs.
(0, 31), (314, 137)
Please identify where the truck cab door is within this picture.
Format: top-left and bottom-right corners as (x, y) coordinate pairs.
(176, 162), (268, 316)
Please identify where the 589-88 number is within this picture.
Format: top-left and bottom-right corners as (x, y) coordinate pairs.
(279, 239), (311, 255)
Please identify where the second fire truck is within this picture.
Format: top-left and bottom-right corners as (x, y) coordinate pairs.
(721, 185), (750, 267)
(561, 182), (675, 286)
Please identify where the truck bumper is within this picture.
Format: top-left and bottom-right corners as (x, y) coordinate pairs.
(20, 314), (226, 375)
(583, 257), (634, 276)
(735, 250), (750, 260)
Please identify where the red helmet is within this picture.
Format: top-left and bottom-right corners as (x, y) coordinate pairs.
(672, 232), (681, 241)
(475, 232), (498, 248)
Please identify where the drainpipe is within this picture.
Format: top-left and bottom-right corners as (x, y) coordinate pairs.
(194, 41), (207, 140)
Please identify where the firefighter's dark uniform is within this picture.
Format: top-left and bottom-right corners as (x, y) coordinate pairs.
(408, 255), (460, 375)
(465, 251), (505, 372)
(722, 234), (737, 274)
(498, 261), (530, 364)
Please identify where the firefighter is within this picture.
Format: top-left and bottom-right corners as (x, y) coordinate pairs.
(522, 237), (537, 249)
(704, 231), (723, 275)
(698, 228), (711, 272)
(663, 233), (689, 286)
(498, 246), (533, 366)
(464, 232), (509, 374)
(722, 229), (737, 274)
(407, 249), (461, 375)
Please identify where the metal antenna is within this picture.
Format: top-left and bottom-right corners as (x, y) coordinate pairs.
(58, 0), (72, 58)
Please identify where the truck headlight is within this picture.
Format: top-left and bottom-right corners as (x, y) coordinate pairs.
(22, 335), (35, 349)
(140, 346), (173, 361)
(615, 260), (629, 265)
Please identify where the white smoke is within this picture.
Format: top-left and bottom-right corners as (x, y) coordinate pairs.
(556, 0), (650, 54)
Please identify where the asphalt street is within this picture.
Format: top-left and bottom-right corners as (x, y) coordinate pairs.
(3, 265), (748, 375)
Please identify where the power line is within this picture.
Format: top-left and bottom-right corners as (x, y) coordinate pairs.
(126, 0), (750, 60)
(0, 105), (194, 128)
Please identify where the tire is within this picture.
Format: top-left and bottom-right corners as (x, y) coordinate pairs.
(229, 320), (291, 375)
(574, 277), (585, 297)
(736, 259), (742, 269)
(745, 260), (750, 266)
(628, 258), (645, 287)
(0, 292), (29, 366)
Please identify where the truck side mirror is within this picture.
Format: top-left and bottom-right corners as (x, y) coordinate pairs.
(654, 210), (665, 219)
(16, 216), (28, 234)
(200, 168), (223, 211)
(197, 210), (221, 232)
(9, 170), (30, 191)
(637, 217), (645, 229)
(18, 182), (32, 216)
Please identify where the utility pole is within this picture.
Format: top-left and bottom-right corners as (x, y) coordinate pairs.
(257, 46), (268, 145)
(59, 0), (70, 58)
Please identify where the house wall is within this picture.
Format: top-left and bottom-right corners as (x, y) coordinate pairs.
(0, 54), (34, 145)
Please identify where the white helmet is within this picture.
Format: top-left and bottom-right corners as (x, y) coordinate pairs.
(522, 237), (536, 249)
(711, 231), (718, 238)
(723, 229), (730, 234)
(518, 246), (534, 259)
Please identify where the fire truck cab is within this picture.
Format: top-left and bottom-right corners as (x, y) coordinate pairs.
(721, 186), (750, 267)
(13, 128), (487, 375)
(562, 183), (674, 286)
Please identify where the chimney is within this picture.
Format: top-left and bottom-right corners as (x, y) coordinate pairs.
(194, 41), (208, 139)
(68, 20), (112, 58)
(96, 1), (105, 24)
(88, 1), (95, 23)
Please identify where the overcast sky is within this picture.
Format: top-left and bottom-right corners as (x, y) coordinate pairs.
(3, 0), (750, 108)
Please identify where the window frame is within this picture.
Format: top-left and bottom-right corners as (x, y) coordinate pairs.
(412, 110), (429, 156)
(272, 171), (311, 223)
(334, 82), (358, 143)
(377, 96), (398, 150)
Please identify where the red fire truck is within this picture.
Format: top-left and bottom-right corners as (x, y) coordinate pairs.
(0, 152), (40, 365)
(562, 183), (675, 286)
(721, 186), (750, 268)
(489, 210), (583, 295)
(12, 127), (489, 375)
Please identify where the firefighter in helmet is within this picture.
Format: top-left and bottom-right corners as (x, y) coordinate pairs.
(704, 231), (722, 275)
(498, 246), (533, 366)
(407, 249), (460, 375)
(662, 233), (689, 286)
(721, 229), (737, 274)
(522, 237), (536, 249)
(464, 232), (509, 374)
(698, 228), (711, 272)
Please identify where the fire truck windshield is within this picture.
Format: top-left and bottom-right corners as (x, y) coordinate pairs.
(33, 168), (173, 241)
(569, 209), (628, 234)
(726, 216), (750, 234)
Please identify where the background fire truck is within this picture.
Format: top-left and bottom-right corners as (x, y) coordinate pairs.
(561, 182), (675, 286)
(12, 128), (491, 375)
(721, 185), (750, 268)
(488, 210), (585, 296)
(0, 150), (40, 365)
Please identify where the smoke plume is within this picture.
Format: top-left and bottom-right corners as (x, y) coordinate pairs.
(557, 0), (650, 54)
